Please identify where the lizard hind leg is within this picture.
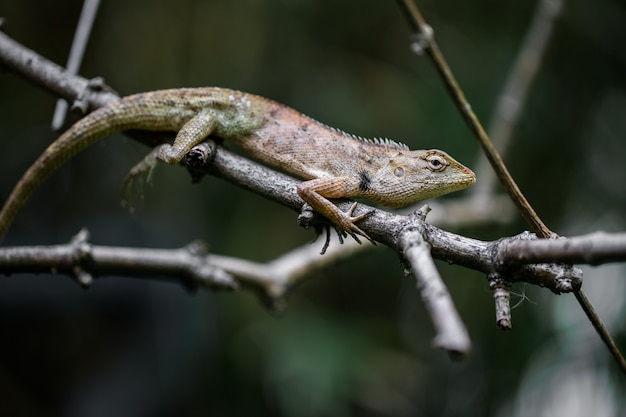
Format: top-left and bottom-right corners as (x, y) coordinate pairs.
(120, 145), (167, 212)
(121, 110), (217, 211)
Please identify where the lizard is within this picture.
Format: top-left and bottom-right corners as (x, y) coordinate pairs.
(0, 87), (476, 241)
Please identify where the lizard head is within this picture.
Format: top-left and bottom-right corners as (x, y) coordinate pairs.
(366, 149), (476, 208)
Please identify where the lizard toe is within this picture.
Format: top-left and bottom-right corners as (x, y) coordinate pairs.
(346, 202), (373, 223)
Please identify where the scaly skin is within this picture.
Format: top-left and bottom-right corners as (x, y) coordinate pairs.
(0, 87), (476, 240)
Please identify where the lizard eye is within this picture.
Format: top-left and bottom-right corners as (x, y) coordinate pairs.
(394, 167), (405, 178)
(426, 154), (447, 172)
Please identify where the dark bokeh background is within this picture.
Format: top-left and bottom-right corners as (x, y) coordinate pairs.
(1, 0), (625, 416)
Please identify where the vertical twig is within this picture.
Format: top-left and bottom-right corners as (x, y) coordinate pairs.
(395, 0), (625, 373)
(52, 0), (101, 129)
(396, 0), (554, 239)
(574, 291), (626, 373)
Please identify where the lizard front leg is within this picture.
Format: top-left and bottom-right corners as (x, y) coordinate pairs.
(121, 110), (217, 207)
(297, 177), (373, 242)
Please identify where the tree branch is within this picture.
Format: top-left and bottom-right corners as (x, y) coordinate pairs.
(0, 29), (118, 110)
(498, 231), (626, 266)
(0, 229), (236, 290)
(2, 198), (602, 300)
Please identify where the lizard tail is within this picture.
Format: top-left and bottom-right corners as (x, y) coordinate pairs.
(0, 97), (177, 239)
(0, 108), (120, 238)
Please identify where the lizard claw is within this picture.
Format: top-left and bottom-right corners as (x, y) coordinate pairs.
(337, 202), (375, 244)
(298, 201), (375, 248)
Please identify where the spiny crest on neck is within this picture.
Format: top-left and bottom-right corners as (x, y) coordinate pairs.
(333, 126), (410, 150)
(362, 136), (410, 150)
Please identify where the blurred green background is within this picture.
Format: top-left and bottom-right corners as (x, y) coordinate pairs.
(0, 0), (625, 415)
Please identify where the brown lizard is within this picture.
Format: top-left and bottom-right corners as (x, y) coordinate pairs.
(0, 87), (476, 241)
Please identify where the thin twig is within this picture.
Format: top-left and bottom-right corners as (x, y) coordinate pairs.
(396, 0), (554, 239)
(396, 0), (625, 373)
(574, 290), (626, 374)
(52, 0), (101, 129)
